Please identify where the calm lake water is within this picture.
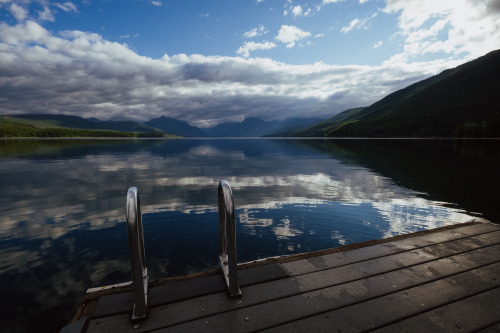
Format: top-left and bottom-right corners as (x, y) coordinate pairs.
(0, 138), (499, 332)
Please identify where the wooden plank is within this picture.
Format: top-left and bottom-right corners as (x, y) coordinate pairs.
(264, 264), (500, 332)
(149, 274), (225, 307)
(87, 229), (500, 328)
(476, 322), (500, 333)
(158, 245), (500, 332)
(293, 231), (500, 291)
(60, 317), (87, 333)
(238, 263), (288, 286)
(160, 255), (498, 332)
(92, 263), (288, 318)
(372, 287), (500, 333)
(149, 262), (287, 308)
(93, 274), (227, 318)
(86, 272), (301, 332)
(283, 224), (499, 276)
(83, 223), (500, 332)
(93, 292), (134, 318)
(87, 241), (500, 332)
(260, 221), (488, 267)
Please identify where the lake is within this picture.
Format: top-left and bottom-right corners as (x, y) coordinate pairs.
(0, 138), (498, 332)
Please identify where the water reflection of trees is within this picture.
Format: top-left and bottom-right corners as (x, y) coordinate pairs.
(303, 139), (500, 223)
(1, 138), (491, 332)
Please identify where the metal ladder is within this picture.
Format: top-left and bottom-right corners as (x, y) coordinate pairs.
(218, 180), (242, 298)
(125, 187), (148, 321)
(125, 180), (241, 322)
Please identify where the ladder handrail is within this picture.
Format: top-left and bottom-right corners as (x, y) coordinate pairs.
(126, 187), (148, 321)
(218, 180), (242, 298)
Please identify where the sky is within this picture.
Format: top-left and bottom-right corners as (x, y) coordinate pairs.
(0, 0), (499, 127)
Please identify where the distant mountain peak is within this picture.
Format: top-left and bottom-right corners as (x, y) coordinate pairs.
(144, 116), (206, 137)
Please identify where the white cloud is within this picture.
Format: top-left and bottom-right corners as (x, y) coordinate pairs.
(243, 25), (267, 38)
(341, 18), (360, 33)
(275, 25), (311, 48)
(199, 12), (209, 18)
(359, 0), (370, 3)
(317, 0), (345, 11)
(341, 12), (377, 33)
(374, 41), (382, 48)
(236, 40), (276, 57)
(283, 1), (314, 17)
(0, 20), (483, 126)
(256, 0), (264, 3)
(117, 33), (138, 40)
(287, 4), (312, 17)
(292, 5), (302, 17)
(0, 20), (49, 45)
(383, 0), (500, 60)
(151, 1), (162, 6)
(9, 3), (28, 22)
(56, 2), (78, 13)
(3, 1), (57, 22)
(0, 0), (497, 129)
(1, 142), (471, 244)
(38, 4), (55, 22)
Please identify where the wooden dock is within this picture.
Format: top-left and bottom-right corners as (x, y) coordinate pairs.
(65, 221), (500, 332)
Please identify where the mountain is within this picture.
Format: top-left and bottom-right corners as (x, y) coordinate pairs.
(3, 113), (324, 137)
(204, 117), (322, 137)
(144, 116), (206, 137)
(262, 117), (326, 136)
(85, 117), (103, 123)
(7, 114), (163, 133)
(8, 114), (99, 129)
(94, 120), (163, 133)
(288, 107), (366, 137)
(5, 49), (499, 138)
(289, 49), (500, 138)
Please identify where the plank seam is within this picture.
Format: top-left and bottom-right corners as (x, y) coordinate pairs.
(152, 249), (500, 331)
(257, 262), (500, 333)
(87, 224), (500, 319)
(473, 319), (500, 333)
(85, 226), (500, 329)
(363, 285), (500, 333)
(286, 230), (500, 278)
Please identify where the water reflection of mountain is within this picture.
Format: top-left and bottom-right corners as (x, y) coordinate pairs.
(300, 139), (500, 223)
(0, 138), (327, 160)
(0, 139), (166, 159)
(2, 138), (494, 243)
(1, 138), (490, 333)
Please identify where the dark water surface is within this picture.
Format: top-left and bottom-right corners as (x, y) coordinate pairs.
(0, 138), (498, 332)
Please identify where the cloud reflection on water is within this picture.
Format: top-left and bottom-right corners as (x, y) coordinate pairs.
(0, 138), (488, 332)
(0, 139), (475, 242)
